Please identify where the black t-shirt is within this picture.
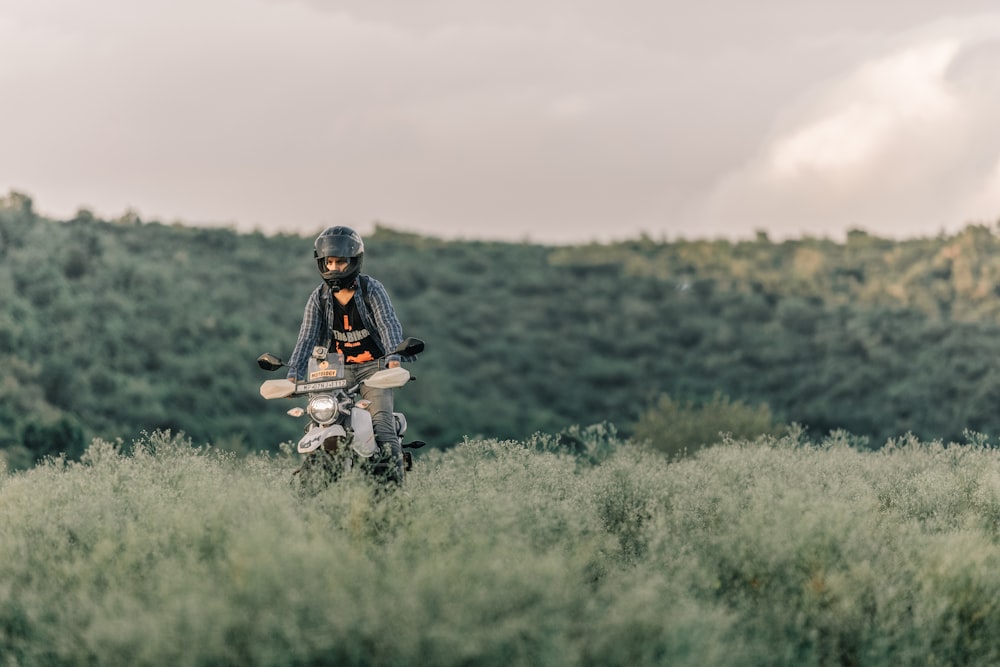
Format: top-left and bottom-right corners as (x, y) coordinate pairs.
(330, 296), (382, 364)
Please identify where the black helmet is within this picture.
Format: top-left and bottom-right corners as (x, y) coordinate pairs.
(314, 226), (365, 291)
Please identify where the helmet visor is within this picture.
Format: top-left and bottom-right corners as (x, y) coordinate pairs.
(315, 233), (363, 260)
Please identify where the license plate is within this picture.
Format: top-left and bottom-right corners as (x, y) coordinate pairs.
(295, 379), (347, 393)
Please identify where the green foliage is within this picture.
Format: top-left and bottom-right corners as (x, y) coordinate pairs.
(9, 190), (1000, 460)
(21, 416), (86, 464)
(7, 431), (1000, 664)
(633, 393), (787, 458)
(529, 422), (621, 465)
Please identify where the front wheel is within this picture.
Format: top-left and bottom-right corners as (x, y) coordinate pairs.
(293, 449), (349, 495)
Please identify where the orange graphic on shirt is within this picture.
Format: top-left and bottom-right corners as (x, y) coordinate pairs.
(339, 313), (375, 363)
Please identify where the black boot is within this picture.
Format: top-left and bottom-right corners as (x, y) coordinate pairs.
(375, 439), (405, 485)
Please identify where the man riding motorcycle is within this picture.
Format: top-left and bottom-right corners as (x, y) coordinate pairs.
(285, 226), (414, 483)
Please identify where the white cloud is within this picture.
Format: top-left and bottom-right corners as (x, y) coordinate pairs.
(0, 12), (82, 82)
(770, 41), (960, 177)
(695, 21), (1000, 240)
(3, 1), (1000, 242)
(957, 156), (1000, 225)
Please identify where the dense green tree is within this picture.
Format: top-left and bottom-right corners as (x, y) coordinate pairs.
(21, 417), (85, 463)
(6, 189), (1000, 465)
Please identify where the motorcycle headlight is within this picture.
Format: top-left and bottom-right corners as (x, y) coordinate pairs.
(307, 394), (338, 425)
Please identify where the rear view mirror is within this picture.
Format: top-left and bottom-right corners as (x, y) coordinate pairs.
(393, 337), (425, 357)
(257, 353), (285, 371)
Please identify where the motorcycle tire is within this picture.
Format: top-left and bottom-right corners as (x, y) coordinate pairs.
(292, 449), (346, 495)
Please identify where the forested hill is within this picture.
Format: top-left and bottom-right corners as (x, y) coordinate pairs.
(4, 189), (1000, 464)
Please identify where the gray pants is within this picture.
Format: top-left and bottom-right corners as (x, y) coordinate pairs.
(343, 360), (403, 480)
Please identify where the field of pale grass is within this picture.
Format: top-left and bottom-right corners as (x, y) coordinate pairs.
(4, 428), (1000, 665)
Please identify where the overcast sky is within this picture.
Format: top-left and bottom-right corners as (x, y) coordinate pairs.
(3, 1), (1000, 244)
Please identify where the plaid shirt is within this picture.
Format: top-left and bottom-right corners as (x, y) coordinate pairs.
(287, 276), (406, 380)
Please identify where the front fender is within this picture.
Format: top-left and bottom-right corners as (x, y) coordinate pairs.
(350, 407), (378, 458)
(298, 424), (347, 454)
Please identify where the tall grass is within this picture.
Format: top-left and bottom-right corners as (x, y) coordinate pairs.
(4, 429), (1000, 665)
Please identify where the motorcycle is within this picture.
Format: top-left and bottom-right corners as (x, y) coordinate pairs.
(257, 337), (426, 490)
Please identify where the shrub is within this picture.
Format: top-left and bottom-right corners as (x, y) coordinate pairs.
(633, 392), (786, 458)
(9, 429), (1000, 664)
